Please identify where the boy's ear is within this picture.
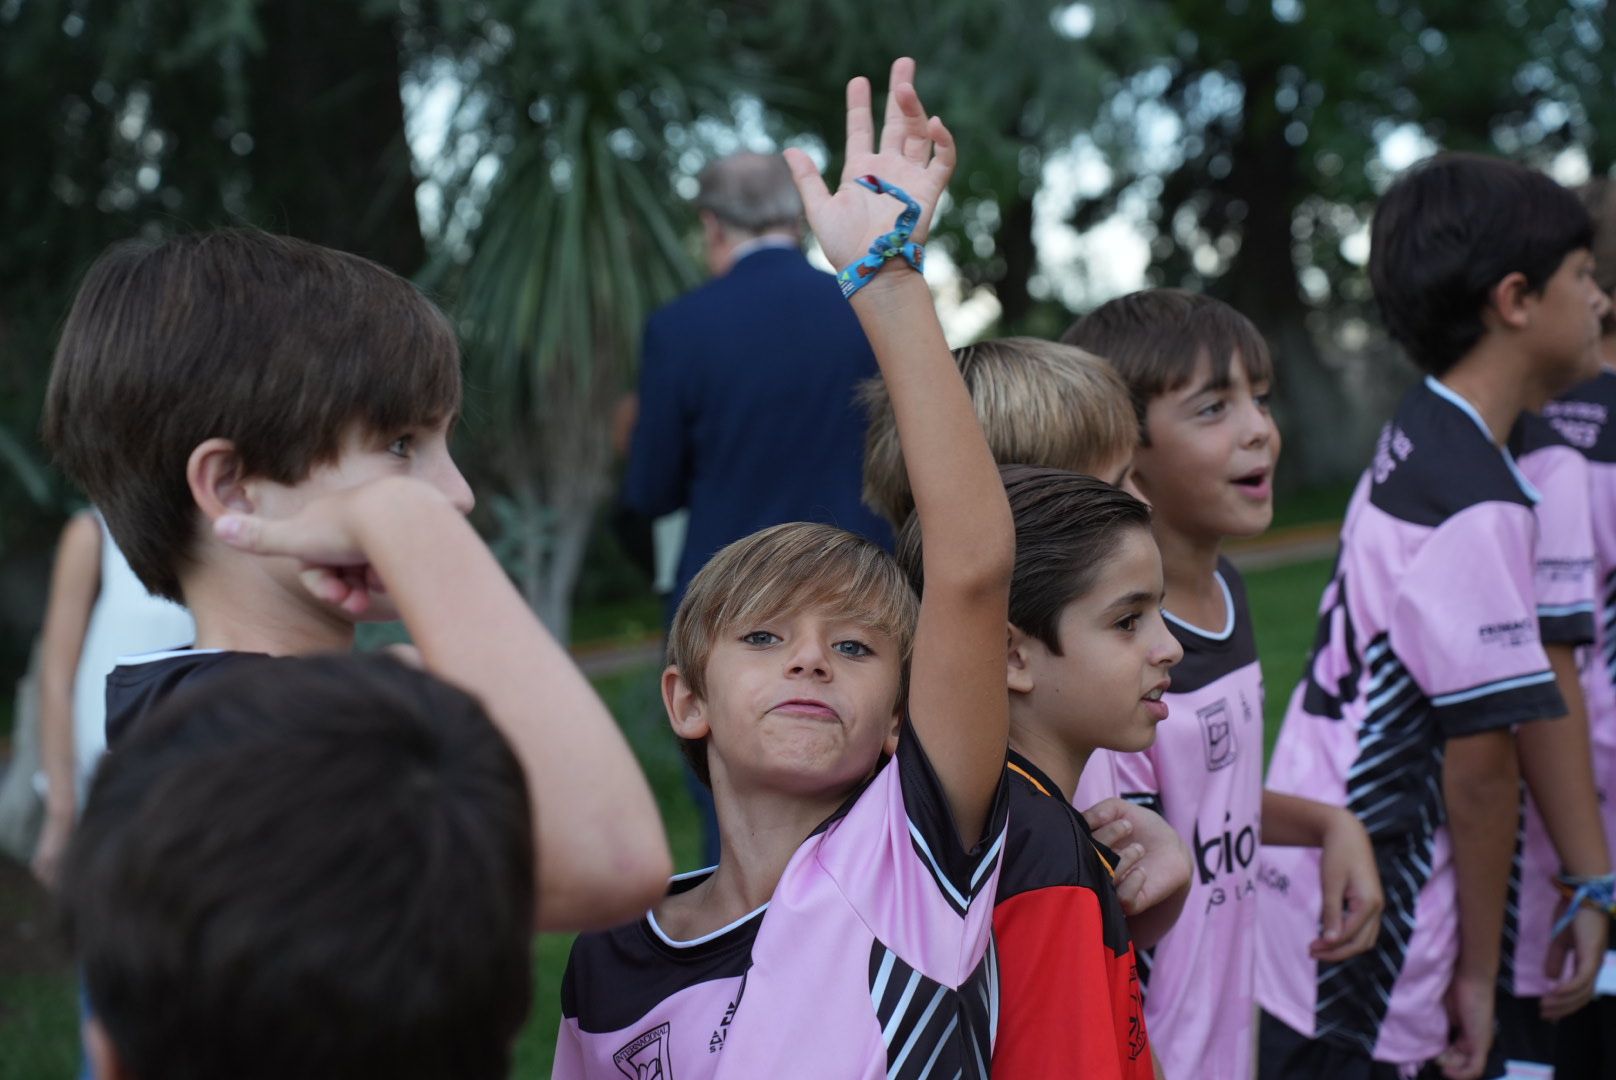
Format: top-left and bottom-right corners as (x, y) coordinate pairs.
(1484, 270), (1533, 331)
(1006, 623), (1037, 695)
(882, 705), (901, 758)
(186, 438), (254, 522)
(662, 665), (711, 740)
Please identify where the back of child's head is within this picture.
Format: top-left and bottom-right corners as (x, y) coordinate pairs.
(43, 229), (463, 602)
(861, 337), (1135, 527)
(59, 654), (534, 1080)
(668, 521), (917, 786)
(896, 465), (1151, 653)
(1369, 152), (1592, 375)
(1580, 176), (1616, 334)
(1059, 289), (1273, 437)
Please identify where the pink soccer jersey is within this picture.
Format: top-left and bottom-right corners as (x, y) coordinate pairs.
(1258, 377), (1564, 1067)
(1545, 369), (1616, 873)
(1503, 412), (1597, 1001)
(553, 722), (1008, 1080)
(1073, 558), (1265, 1080)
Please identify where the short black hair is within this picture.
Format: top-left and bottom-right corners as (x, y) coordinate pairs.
(59, 655), (535, 1080)
(898, 465), (1152, 654)
(1370, 153), (1593, 375)
(43, 229), (463, 602)
(1059, 289), (1273, 438)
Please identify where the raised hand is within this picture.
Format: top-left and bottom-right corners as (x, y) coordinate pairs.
(782, 57), (955, 276)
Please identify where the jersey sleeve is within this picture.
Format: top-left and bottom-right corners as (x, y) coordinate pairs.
(1389, 502), (1564, 738)
(817, 719), (1008, 985)
(1521, 445), (1598, 646)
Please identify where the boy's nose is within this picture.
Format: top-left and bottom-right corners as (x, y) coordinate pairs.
(785, 640), (831, 677)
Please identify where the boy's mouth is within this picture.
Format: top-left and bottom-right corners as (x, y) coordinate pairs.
(1141, 680), (1170, 721)
(1231, 467), (1271, 498)
(771, 698), (841, 721)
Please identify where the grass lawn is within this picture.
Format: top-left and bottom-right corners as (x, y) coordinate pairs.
(0, 555), (1336, 1077)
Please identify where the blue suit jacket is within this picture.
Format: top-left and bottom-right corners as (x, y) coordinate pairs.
(622, 245), (894, 612)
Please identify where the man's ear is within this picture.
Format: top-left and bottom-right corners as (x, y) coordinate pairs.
(84, 1015), (134, 1080)
(186, 438), (253, 523)
(1006, 623), (1037, 696)
(1484, 270), (1533, 332)
(663, 664), (710, 741)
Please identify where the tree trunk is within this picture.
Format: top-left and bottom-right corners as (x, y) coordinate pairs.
(996, 192), (1038, 332)
(247, 0), (425, 272)
(1218, 63), (1371, 489)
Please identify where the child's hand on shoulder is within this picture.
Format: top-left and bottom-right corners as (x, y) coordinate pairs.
(1085, 798), (1191, 916)
(213, 476), (447, 617)
(783, 57), (954, 277)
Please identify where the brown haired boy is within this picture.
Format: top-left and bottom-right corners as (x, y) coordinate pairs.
(43, 228), (671, 931)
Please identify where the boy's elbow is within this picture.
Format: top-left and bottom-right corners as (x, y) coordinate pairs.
(536, 833), (672, 933)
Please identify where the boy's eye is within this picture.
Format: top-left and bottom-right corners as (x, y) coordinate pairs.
(833, 639), (873, 658)
(1116, 613), (1141, 632)
(1254, 391), (1273, 411)
(741, 630), (781, 647)
(1196, 399), (1226, 419)
(387, 435), (414, 458)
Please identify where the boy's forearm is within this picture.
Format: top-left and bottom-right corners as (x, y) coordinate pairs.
(1260, 790), (1339, 847)
(353, 480), (672, 929)
(37, 679), (77, 822)
(849, 273), (1013, 590)
(1443, 729), (1520, 981)
(1517, 645), (1612, 877)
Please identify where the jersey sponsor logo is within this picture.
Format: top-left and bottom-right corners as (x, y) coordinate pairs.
(1545, 399), (1607, 450)
(1372, 422), (1415, 483)
(1198, 698), (1237, 771)
(708, 974), (745, 1054)
(1257, 861), (1291, 897)
(1538, 556), (1595, 582)
(1478, 618), (1536, 649)
(613, 1023), (674, 1080)
(1193, 811), (1258, 890)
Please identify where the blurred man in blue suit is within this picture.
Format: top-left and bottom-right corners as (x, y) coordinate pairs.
(621, 152), (893, 863)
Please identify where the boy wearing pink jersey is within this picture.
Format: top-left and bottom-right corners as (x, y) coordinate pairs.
(1061, 290), (1384, 1080)
(1537, 175), (1616, 1074)
(1258, 154), (1611, 1079)
(556, 60), (1018, 1079)
(1495, 411), (1603, 1071)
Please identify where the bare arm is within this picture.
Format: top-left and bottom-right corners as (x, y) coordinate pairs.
(1262, 790), (1383, 962)
(786, 59), (1013, 845)
(1518, 643), (1610, 1019)
(31, 511), (102, 888)
(1438, 729), (1519, 1079)
(217, 478), (673, 931)
(1517, 645), (1610, 876)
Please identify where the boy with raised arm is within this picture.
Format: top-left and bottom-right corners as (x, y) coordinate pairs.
(43, 229), (670, 931)
(554, 59), (1016, 1079)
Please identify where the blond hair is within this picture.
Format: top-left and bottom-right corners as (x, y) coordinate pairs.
(860, 337), (1137, 528)
(668, 522), (918, 786)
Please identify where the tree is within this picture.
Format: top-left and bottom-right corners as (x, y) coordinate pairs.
(1065, 0), (1611, 483)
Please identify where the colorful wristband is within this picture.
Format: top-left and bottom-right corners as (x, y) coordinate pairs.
(1552, 871), (1616, 937)
(836, 175), (927, 298)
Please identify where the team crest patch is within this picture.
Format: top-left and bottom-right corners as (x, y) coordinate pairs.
(1199, 699), (1237, 771)
(614, 1023), (674, 1079)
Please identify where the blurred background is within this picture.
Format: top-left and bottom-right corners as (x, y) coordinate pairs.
(2, 0), (1614, 1072)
